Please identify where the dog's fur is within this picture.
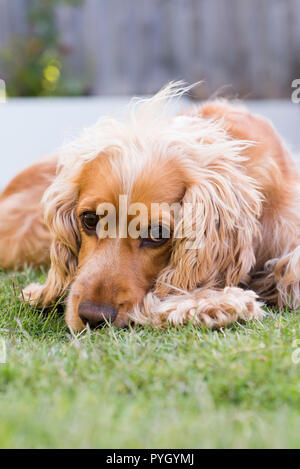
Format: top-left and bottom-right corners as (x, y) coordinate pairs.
(1, 83), (300, 330)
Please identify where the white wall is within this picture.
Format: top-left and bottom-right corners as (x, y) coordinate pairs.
(1, 98), (300, 188)
(0, 97), (130, 187)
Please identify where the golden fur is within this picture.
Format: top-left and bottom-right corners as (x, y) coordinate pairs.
(1, 83), (300, 330)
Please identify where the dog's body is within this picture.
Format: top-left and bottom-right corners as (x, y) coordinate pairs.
(1, 85), (300, 330)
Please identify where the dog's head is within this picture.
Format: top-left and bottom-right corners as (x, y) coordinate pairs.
(41, 84), (261, 330)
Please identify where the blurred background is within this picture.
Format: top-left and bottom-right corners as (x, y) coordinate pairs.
(0, 0), (300, 185)
(1, 0), (300, 98)
(0, 0), (300, 98)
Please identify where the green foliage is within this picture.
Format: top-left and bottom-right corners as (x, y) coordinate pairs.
(0, 0), (85, 97)
(0, 268), (300, 448)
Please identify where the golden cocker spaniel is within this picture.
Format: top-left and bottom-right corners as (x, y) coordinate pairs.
(1, 83), (299, 330)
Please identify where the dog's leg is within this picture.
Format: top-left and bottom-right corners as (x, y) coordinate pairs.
(250, 246), (300, 309)
(131, 287), (265, 328)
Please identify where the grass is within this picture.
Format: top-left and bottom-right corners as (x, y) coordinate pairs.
(0, 268), (300, 449)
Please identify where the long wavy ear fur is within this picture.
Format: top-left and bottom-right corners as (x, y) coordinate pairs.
(43, 179), (81, 303)
(154, 142), (263, 296)
(23, 175), (81, 307)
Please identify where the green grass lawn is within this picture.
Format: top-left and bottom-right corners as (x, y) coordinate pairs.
(0, 268), (300, 449)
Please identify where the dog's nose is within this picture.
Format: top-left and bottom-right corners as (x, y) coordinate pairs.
(78, 301), (117, 328)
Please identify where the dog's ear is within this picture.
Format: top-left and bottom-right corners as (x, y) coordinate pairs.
(44, 184), (81, 302)
(154, 161), (262, 296)
(22, 177), (81, 307)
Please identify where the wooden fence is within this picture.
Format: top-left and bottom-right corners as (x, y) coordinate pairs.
(1, 0), (300, 97)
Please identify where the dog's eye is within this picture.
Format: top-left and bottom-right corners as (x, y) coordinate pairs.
(81, 212), (99, 233)
(140, 226), (170, 248)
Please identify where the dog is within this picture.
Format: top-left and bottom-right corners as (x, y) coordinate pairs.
(1, 83), (300, 331)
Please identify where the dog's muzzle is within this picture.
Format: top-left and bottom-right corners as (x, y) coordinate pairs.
(78, 301), (118, 328)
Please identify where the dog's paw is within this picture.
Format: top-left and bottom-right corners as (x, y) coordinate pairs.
(132, 287), (265, 328)
(168, 287), (265, 328)
(20, 282), (44, 305)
